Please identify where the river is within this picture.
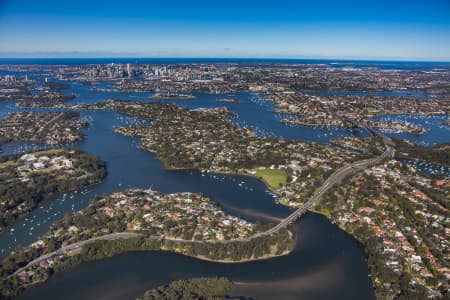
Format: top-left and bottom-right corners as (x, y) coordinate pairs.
(1, 76), (445, 299)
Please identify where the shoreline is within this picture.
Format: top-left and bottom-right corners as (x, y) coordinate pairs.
(0, 148), (107, 235)
(159, 234), (295, 264)
(280, 118), (426, 135)
(3, 232), (296, 297)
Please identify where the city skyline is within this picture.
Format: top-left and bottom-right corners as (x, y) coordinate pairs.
(1, 0), (450, 61)
(1, 4), (450, 298)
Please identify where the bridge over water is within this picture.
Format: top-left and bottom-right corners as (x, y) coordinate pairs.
(256, 118), (396, 236)
(9, 119), (396, 275)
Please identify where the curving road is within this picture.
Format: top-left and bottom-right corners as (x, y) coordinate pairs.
(12, 232), (142, 276)
(258, 120), (396, 236)
(10, 120), (395, 276)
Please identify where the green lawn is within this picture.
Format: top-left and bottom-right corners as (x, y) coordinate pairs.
(35, 148), (65, 156)
(0, 161), (17, 169)
(254, 169), (287, 189)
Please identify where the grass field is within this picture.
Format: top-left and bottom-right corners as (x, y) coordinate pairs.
(35, 148), (65, 156)
(0, 161), (17, 169)
(254, 168), (287, 189)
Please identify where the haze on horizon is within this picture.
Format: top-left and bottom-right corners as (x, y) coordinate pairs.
(0, 0), (449, 61)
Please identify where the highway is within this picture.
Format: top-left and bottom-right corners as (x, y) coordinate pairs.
(258, 119), (396, 236)
(11, 232), (142, 276)
(9, 120), (395, 276)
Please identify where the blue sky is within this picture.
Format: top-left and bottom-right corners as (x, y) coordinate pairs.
(0, 0), (449, 60)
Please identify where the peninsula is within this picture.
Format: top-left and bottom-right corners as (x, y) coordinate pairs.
(0, 148), (106, 233)
(0, 111), (88, 146)
(0, 188), (293, 298)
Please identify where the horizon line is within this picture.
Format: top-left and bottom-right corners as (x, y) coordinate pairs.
(0, 56), (450, 63)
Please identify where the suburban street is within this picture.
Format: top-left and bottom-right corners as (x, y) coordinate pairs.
(11, 122), (395, 275)
(261, 122), (396, 236)
(12, 232), (143, 276)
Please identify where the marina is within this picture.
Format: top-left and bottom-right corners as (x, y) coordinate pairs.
(0, 64), (448, 300)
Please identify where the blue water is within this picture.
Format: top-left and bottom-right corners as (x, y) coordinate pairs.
(0, 95), (375, 300)
(41, 80), (360, 142)
(20, 214), (374, 300)
(0, 73), (379, 299)
(399, 159), (450, 177)
(0, 109), (291, 254)
(0, 85), (358, 252)
(370, 114), (450, 146)
(0, 62), (447, 299)
(1, 58), (449, 70)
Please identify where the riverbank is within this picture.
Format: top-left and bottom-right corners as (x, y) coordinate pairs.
(281, 117), (426, 136)
(158, 230), (295, 264)
(0, 186), (295, 299)
(11, 230), (295, 278)
(136, 277), (239, 300)
(16, 213), (376, 300)
(0, 230), (295, 299)
(149, 93), (195, 100)
(0, 148), (107, 233)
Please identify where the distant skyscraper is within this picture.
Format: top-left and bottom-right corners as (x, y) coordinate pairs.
(127, 64), (131, 78)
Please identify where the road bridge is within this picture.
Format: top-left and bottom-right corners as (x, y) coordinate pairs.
(256, 118), (396, 236)
(8, 119), (396, 276)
